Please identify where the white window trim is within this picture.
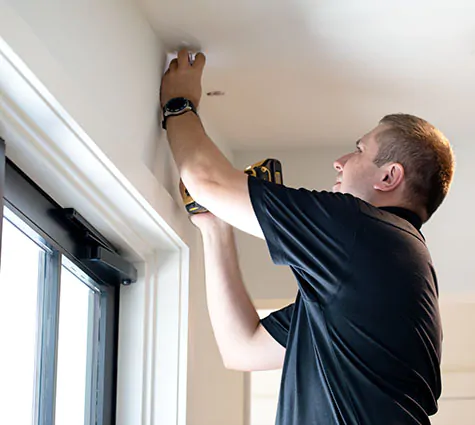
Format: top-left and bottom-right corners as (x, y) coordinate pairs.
(1, 38), (189, 425)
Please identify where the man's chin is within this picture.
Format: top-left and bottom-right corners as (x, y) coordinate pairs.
(332, 182), (342, 193)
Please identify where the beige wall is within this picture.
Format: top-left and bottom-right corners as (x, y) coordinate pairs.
(187, 232), (245, 425)
(433, 299), (475, 425)
(1, 1), (243, 424)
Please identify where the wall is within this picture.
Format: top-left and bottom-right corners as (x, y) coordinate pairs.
(433, 299), (475, 425)
(187, 231), (245, 425)
(422, 143), (475, 293)
(0, 1), (243, 424)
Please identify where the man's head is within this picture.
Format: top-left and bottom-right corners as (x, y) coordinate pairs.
(332, 113), (455, 222)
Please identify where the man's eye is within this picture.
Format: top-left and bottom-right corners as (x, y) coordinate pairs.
(355, 147), (362, 153)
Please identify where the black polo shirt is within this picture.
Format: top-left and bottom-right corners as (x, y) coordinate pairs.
(248, 176), (442, 425)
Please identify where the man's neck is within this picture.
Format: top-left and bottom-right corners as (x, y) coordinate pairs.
(378, 206), (424, 229)
(372, 196), (426, 225)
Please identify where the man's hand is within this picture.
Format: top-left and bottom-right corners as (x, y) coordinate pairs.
(161, 49), (206, 108)
(163, 50), (263, 239)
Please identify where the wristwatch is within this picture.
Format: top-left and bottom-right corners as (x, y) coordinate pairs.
(162, 97), (198, 130)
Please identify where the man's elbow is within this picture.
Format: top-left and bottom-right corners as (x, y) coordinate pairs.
(223, 358), (239, 371)
(182, 162), (242, 206)
(188, 178), (217, 208)
(221, 346), (264, 372)
(217, 345), (251, 371)
(179, 165), (216, 204)
(222, 356), (253, 372)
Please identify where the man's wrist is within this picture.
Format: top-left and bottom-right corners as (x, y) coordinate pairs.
(162, 97), (199, 130)
(163, 109), (196, 129)
(199, 219), (233, 237)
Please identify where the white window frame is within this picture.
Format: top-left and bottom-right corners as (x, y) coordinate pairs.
(1, 38), (189, 425)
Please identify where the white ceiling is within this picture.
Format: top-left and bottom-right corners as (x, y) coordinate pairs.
(139, 0), (475, 150)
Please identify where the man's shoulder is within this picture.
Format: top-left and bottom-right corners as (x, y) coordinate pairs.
(356, 202), (425, 241)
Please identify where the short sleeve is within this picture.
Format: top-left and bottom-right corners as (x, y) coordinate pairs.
(248, 176), (361, 303)
(260, 303), (295, 348)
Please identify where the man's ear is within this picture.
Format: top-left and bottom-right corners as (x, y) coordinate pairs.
(373, 163), (405, 192)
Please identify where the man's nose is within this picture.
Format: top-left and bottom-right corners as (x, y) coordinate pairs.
(333, 154), (349, 172)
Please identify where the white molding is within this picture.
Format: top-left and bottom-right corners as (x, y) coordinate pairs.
(0, 36), (189, 425)
(0, 35), (188, 258)
(116, 250), (189, 425)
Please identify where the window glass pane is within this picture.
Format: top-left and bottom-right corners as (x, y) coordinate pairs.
(0, 218), (43, 425)
(55, 265), (98, 425)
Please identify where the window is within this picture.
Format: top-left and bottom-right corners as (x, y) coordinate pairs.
(0, 138), (137, 425)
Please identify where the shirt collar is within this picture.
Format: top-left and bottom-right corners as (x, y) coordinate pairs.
(378, 206), (423, 230)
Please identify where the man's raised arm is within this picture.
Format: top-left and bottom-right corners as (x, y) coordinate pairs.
(193, 213), (285, 371)
(161, 49), (264, 238)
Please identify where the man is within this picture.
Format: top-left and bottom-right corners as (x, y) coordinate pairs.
(161, 49), (455, 424)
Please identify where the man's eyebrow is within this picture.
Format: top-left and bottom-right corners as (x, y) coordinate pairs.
(356, 139), (361, 147)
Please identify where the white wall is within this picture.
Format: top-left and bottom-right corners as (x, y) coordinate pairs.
(422, 143), (475, 293)
(0, 1), (243, 424)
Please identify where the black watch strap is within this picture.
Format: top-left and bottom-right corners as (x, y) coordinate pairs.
(162, 98), (198, 130)
(162, 109), (197, 130)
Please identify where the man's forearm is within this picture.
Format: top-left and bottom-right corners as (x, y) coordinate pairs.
(166, 112), (234, 191)
(199, 220), (261, 367)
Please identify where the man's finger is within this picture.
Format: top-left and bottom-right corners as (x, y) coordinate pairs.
(193, 52), (206, 72)
(169, 58), (178, 71)
(177, 49), (190, 68)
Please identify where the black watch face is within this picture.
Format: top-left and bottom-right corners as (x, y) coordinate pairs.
(167, 97), (188, 112)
